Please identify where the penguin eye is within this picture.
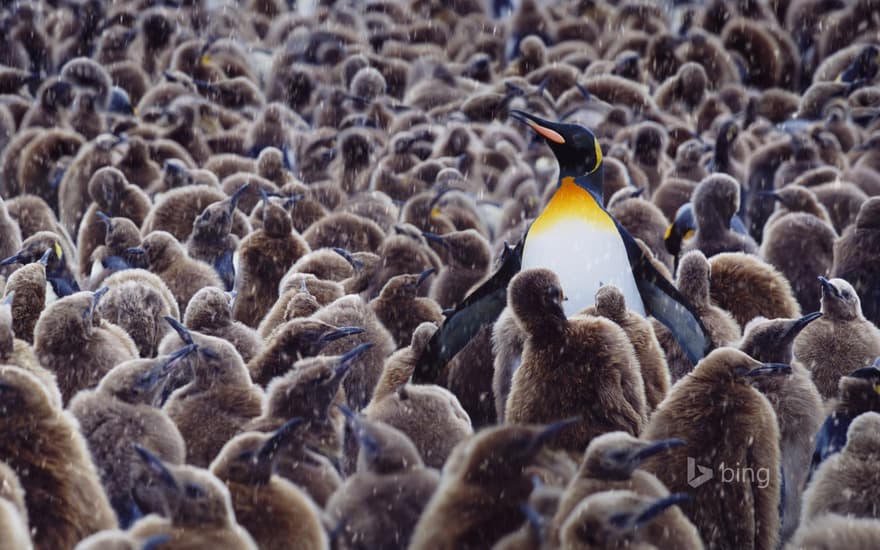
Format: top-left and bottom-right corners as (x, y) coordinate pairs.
(184, 483), (206, 499)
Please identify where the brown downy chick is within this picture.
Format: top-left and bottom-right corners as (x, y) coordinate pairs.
(370, 269), (443, 348)
(301, 212), (386, 254)
(707, 252), (802, 329)
(682, 174), (759, 259)
(608, 190), (675, 273)
(233, 193), (309, 327)
(422, 229), (492, 309)
(676, 250), (742, 351)
(366, 325), (473, 470)
(289, 248), (355, 283)
(186, 183), (250, 291)
(558, 490), (700, 550)
(245, 345), (373, 493)
(803, 412), (880, 523)
(3, 249), (49, 343)
(311, 294), (397, 410)
(116, 135), (162, 189)
(0, 366), (117, 549)
(789, 513), (880, 550)
(58, 133), (125, 239)
(129, 446), (257, 549)
(209, 420), (329, 550)
(0, 292), (59, 404)
(505, 269), (647, 454)
(365, 224), (443, 300)
(640, 348), (783, 550)
(326, 410), (440, 550)
(551, 432), (691, 549)
(761, 211), (837, 315)
(247, 319), (364, 387)
(0, 197), (22, 281)
(33, 288), (138, 404)
(739, 314), (825, 542)
(184, 287), (262, 364)
(77, 166), (152, 281)
(160, 318), (264, 468)
(794, 277), (880, 400)
(581, 285), (671, 413)
(492, 306), (526, 423)
(831, 196), (880, 327)
(87, 214), (148, 289)
(255, 274), (345, 340)
(409, 420), (578, 550)
(0, 462), (32, 550)
(69, 355), (188, 527)
(142, 184), (251, 244)
(134, 231), (223, 314)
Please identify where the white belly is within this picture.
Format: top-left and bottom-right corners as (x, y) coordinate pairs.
(522, 219), (645, 317)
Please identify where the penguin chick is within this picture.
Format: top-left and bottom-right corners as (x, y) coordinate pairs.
(707, 252), (802, 329)
(491, 306), (526, 423)
(34, 289), (138, 403)
(129, 447), (257, 550)
(289, 248), (355, 283)
(96, 276), (174, 359)
(609, 191), (675, 273)
(0, 462), (31, 550)
(58, 134), (124, 239)
(209, 422), (329, 550)
(640, 348), (783, 550)
(87, 214), (148, 288)
(311, 294), (397, 410)
(184, 287), (262, 364)
(301, 212), (386, 254)
(409, 421), (577, 550)
(371, 323), (439, 403)
(803, 412), (880, 523)
(136, 231), (223, 313)
(161, 320), (264, 467)
(255, 275), (345, 340)
(505, 269), (647, 454)
(3, 255), (47, 343)
(0, 366), (117, 549)
(794, 277), (880, 400)
(682, 174), (759, 259)
(581, 284), (671, 412)
(142, 185), (251, 244)
(738, 314), (825, 542)
(365, 224), (443, 300)
(232, 196), (309, 327)
(761, 212), (837, 314)
(186, 183), (250, 291)
(246, 345), (372, 477)
(325, 412), (440, 550)
(370, 269), (443, 348)
(676, 250), (742, 354)
(789, 513), (880, 550)
(832, 196), (880, 327)
(246, 319), (364, 386)
(551, 432), (691, 549)
(0, 293), (59, 404)
(69, 356), (187, 527)
(422, 229), (493, 309)
(558, 490), (700, 550)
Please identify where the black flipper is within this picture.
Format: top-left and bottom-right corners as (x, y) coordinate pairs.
(412, 240), (523, 384)
(616, 221), (713, 364)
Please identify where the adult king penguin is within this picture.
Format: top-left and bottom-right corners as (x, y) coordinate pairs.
(414, 111), (711, 383)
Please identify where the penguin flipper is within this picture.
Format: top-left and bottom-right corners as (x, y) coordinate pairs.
(617, 223), (713, 364)
(413, 240), (523, 384)
(808, 411), (853, 481)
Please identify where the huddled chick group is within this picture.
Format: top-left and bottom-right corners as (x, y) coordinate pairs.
(2, 0), (880, 549)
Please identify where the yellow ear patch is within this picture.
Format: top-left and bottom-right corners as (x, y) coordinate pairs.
(683, 229), (695, 241)
(593, 138), (603, 172)
(53, 242), (63, 260)
(874, 383), (880, 395)
(526, 120), (566, 144)
(664, 224), (674, 240)
(200, 53), (212, 66)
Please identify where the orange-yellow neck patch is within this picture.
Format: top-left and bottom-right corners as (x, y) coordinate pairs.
(529, 177), (616, 236)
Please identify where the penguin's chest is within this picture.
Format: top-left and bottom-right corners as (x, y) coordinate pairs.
(522, 181), (645, 316)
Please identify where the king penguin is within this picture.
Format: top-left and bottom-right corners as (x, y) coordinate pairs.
(415, 110), (711, 383)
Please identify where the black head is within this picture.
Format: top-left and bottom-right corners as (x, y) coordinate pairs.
(510, 110), (604, 198)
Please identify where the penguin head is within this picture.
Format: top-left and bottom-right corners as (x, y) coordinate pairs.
(211, 418), (305, 486)
(135, 446), (234, 528)
(274, 319), (365, 360)
(560, 490), (690, 548)
(192, 200), (234, 241)
(675, 250), (711, 306)
(693, 347), (791, 386)
(104, 217), (141, 253)
(761, 185), (822, 216)
(692, 174), (740, 230)
(163, 317), (248, 388)
(39, 291), (100, 346)
(510, 110), (604, 196)
(839, 362), (880, 408)
(818, 277), (863, 321)
(139, 231), (182, 272)
(856, 196), (880, 230)
(583, 432), (685, 481)
(378, 269), (435, 300)
(844, 411), (880, 458)
(665, 203), (696, 257)
(739, 312), (823, 364)
(338, 405), (423, 474)
(593, 284), (627, 323)
(508, 268), (567, 334)
(99, 357), (180, 405)
(0, 366), (58, 423)
(88, 167), (129, 211)
(184, 287), (232, 330)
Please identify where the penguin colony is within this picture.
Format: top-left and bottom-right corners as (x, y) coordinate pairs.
(3, 0), (880, 549)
